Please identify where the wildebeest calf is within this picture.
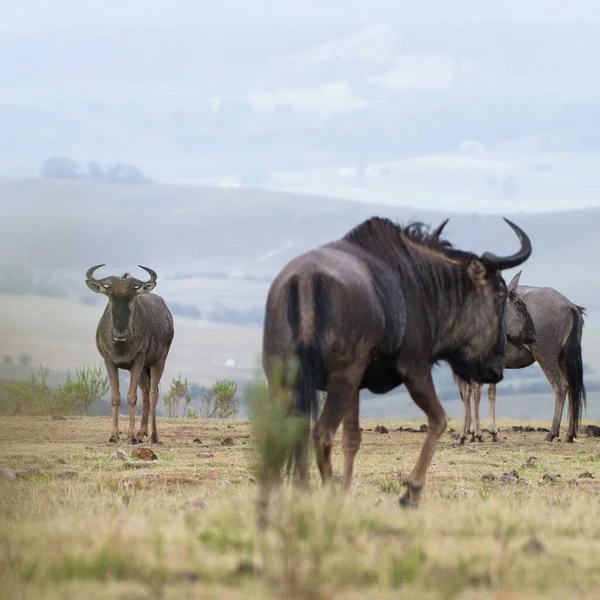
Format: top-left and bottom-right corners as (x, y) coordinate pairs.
(85, 264), (174, 444)
(262, 216), (532, 508)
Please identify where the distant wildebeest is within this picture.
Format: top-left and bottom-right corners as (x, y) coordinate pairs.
(455, 270), (537, 443)
(455, 280), (586, 443)
(85, 265), (174, 444)
(262, 215), (532, 507)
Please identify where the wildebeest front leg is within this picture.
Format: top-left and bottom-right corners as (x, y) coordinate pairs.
(149, 359), (167, 444)
(137, 370), (151, 442)
(126, 359), (144, 444)
(470, 384), (484, 443)
(105, 359), (121, 443)
(488, 383), (499, 442)
(458, 381), (471, 444)
(399, 368), (447, 508)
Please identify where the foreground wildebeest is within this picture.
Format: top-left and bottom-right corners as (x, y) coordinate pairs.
(455, 270), (537, 443)
(85, 265), (174, 444)
(455, 281), (586, 443)
(262, 215), (532, 507)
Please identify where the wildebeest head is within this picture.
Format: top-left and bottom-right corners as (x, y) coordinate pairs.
(504, 270), (536, 347)
(85, 264), (157, 342)
(431, 218), (532, 384)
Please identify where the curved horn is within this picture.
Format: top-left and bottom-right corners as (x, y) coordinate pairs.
(480, 218), (532, 271)
(137, 265), (157, 284)
(86, 264), (106, 281)
(431, 218), (449, 239)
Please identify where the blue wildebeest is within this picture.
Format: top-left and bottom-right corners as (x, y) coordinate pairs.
(262, 216), (532, 508)
(455, 270), (537, 443)
(85, 265), (174, 444)
(455, 280), (586, 443)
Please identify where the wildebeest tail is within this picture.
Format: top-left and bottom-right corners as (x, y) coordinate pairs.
(566, 306), (586, 436)
(286, 274), (329, 423)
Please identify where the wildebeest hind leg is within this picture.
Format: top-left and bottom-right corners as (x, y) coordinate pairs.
(312, 370), (361, 486)
(149, 359), (167, 444)
(137, 370), (151, 442)
(399, 368), (447, 509)
(341, 388), (361, 489)
(541, 363), (568, 442)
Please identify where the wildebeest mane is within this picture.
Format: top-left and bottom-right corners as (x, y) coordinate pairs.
(341, 216), (482, 360)
(343, 216), (474, 264)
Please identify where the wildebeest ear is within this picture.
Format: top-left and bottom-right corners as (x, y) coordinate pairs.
(506, 270), (522, 295)
(467, 259), (487, 282)
(135, 281), (156, 294)
(85, 280), (108, 295)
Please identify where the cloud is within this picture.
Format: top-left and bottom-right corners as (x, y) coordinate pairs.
(270, 22), (396, 74)
(368, 53), (480, 91)
(211, 81), (369, 118)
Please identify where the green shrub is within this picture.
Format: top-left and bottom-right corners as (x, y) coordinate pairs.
(199, 379), (240, 418)
(162, 373), (192, 418)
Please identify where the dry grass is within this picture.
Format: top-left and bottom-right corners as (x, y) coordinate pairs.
(1, 415), (600, 600)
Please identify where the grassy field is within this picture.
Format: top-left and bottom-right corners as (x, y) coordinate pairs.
(1, 415), (600, 599)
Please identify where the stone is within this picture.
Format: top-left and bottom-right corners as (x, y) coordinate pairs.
(221, 436), (235, 446)
(192, 438), (202, 444)
(15, 467), (42, 479)
(453, 487), (477, 498)
(191, 498), (208, 509)
(585, 425), (600, 437)
(110, 449), (128, 461)
(374, 425), (389, 434)
(196, 452), (214, 458)
(522, 536), (545, 554)
(1, 468), (16, 479)
(132, 447), (158, 461)
(578, 471), (594, 479)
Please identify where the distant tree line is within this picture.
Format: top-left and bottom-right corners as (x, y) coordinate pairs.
(39, 156), (152, 185)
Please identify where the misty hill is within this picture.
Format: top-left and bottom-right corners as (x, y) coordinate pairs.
(1, 178), (597, 320)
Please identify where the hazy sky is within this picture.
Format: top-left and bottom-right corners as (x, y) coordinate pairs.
(2, 1), (600, 214)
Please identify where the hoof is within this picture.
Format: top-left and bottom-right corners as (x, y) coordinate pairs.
(544, 432), (556, 442)
(458, 437), (467, 445)
(491, 433), (499, 443)
(398, 480), (422, 509)
(108, 434), (119, 443)
(399, 493), (418, 508)
(475, 435), (484, 443)
(150, 433), (159, 444)
(136, 431), (147, 443)
(128, 437), (139, 445)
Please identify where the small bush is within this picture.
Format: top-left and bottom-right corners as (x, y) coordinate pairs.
(56, 364), (109, 415)
(199, 379), (240, 419)
(0, 363), (108, 416)
(162, 374), (192, 418)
